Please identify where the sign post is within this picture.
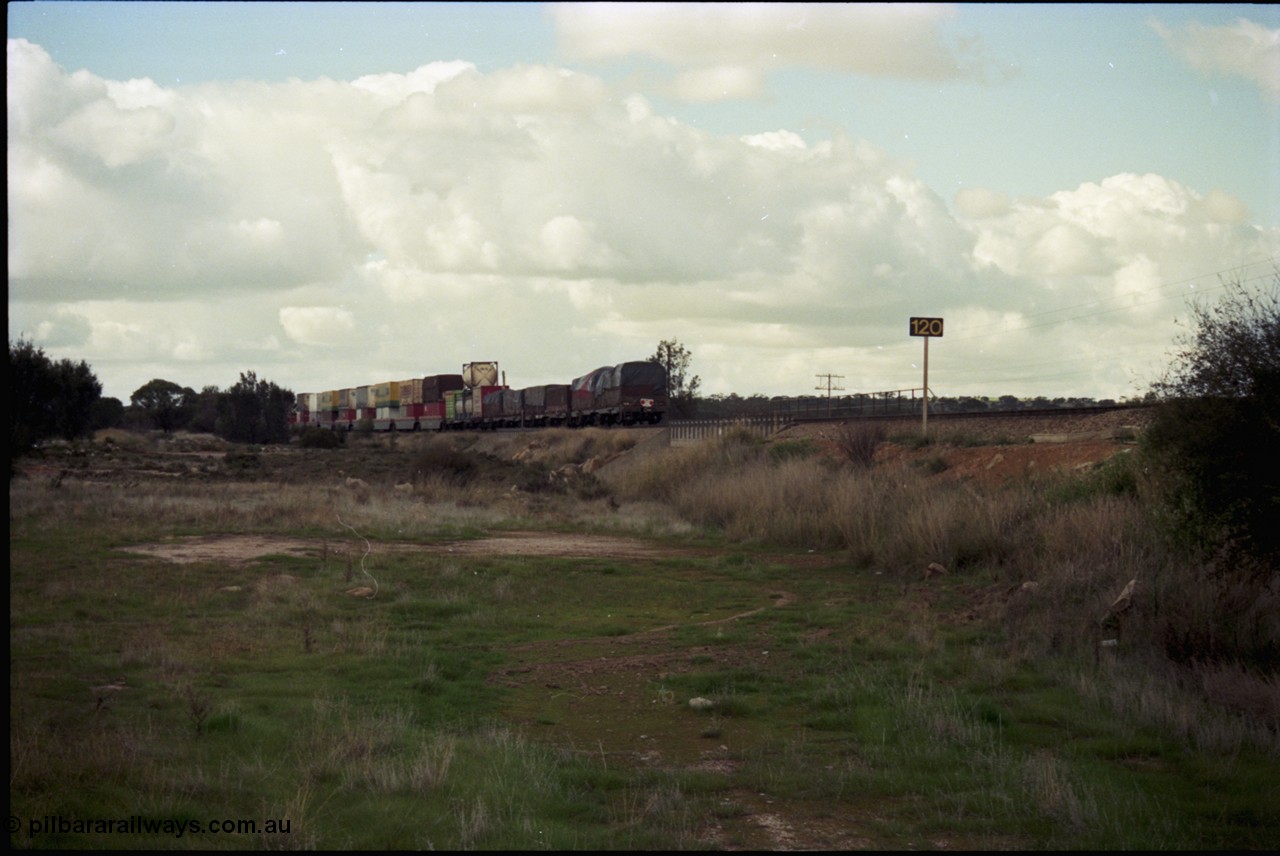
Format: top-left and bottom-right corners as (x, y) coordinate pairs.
(908, 317), (943, 437)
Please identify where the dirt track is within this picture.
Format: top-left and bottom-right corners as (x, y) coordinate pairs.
(119, 531), (708, 566)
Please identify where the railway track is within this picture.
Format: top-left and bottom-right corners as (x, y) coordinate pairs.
(795, 403), (1155, 425)
(671, 404), (1154, 445)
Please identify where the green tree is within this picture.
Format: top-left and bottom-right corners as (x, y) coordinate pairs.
(651, 339), (701, 418)
(131, 378), (197, 433)
(9, 338), (102, 464)
(214, 371), (294, 444)
(187, 385), (223, 434)
(1146, 270), (1280, 562)
(90, 396), (125, 431)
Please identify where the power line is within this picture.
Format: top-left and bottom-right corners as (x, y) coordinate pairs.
(814, 372), (845, 396)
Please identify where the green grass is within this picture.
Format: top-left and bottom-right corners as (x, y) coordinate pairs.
(9, 443), (1279, 850)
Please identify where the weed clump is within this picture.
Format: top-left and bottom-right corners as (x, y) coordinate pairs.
(833, 421), (886, 467)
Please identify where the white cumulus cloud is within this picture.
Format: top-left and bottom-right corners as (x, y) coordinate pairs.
(8, 36), (1278, 403)
(1152, 16), (1280, 102)
(279, 307), (356, 345)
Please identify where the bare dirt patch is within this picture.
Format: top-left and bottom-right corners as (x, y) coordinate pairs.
(432, 530), (699, 560)
(879, 439), (1133, 487)
(119, 531), (706, 567)
(120, 534), (321, 566)
(781, 418), (1138, 488)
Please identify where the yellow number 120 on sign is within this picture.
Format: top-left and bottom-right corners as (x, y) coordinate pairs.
(909, 317), (944, 337)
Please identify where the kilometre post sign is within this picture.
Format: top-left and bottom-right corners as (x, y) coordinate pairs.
(909, 316), (944, 337)
(908, 316), (942, 438)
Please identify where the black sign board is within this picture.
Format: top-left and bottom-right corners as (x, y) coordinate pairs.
(909, 317), (944, 337)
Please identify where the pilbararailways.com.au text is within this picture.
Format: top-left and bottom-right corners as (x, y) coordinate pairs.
(14, 814), (292, 838)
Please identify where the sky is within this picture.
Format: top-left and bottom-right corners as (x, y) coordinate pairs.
(8, 2), (1280, 404)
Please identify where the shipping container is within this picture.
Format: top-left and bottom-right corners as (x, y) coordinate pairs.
(399, 379), (420, 405)
(421, 400), (446, 425)
(423, 373), (465, 403)
(444, 388), (464, 421)
(462, 385), (504, 425)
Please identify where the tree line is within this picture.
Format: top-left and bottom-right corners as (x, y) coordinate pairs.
(125, 374), (293, 444)
(7, 338), (295, 468)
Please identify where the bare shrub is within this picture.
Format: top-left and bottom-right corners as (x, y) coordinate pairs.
(833, 421), (886, 467)
(1139, 549), (1280, 671)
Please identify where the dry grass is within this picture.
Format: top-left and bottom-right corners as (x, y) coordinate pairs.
(609, 430), (1279, 747)
(10, 427), (1280, 849)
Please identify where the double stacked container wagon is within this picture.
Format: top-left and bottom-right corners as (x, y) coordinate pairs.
(290, 359), (666, 432)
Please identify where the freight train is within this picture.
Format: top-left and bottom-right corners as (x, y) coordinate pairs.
(288, 360), (668, 432)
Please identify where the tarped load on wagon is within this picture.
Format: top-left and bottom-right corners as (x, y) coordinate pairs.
(616, 361), (666, 390)
(570, 366), (612, 411)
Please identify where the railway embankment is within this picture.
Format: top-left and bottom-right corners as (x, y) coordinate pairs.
(781, 405), (1153, 446)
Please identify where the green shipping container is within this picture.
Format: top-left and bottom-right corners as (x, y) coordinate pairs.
(445, 389), (464, 419)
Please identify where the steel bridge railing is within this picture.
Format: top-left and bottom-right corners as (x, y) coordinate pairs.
(668, 388), (934, 444)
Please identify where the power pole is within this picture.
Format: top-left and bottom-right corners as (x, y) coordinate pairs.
(815, 373), (845, 418)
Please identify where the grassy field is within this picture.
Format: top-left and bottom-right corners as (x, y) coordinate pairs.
(9, 427), (1278, 849)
